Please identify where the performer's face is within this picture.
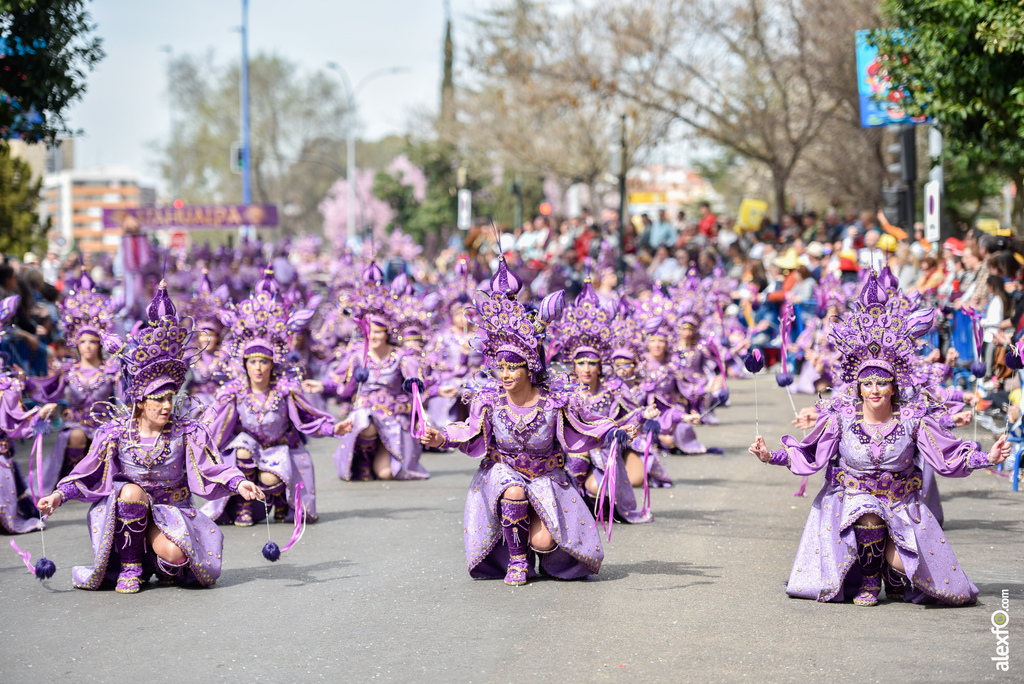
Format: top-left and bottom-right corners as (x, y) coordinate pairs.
(574, 356), (600, 386)
(680, 326), (695, 345)
(246, 356), (273, 386)
(451, 307), (468, 330)
(139, 392), (173, 427)
(78, 335), (100, 363)
(859, 377), (894, 411)
(612, 359), (636, 380)
(403, 337), (424, 351)
(369, 325), (389, 349)
(497, 361), (529, 393)
(647, 336), (667, 358)
(199, 328), (219, 352)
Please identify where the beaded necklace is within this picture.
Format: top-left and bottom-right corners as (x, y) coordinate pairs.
(128, 420), (173, 468)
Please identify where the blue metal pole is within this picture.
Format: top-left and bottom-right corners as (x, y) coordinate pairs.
(240, 0), (252, 240)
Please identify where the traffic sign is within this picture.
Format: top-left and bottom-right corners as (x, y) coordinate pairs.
(924, 180), (940, 243)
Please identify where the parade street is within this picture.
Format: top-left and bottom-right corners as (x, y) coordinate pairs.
(0, 379), (1018, 683)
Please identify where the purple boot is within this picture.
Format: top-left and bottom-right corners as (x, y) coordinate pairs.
(115, 497), (149, 594)
(261, 479), (288, 522)
(352, 436), (377, 481)
(883, 563), (909, 602)
(500, 497), (530, 586)
(853, 523), (886, 606)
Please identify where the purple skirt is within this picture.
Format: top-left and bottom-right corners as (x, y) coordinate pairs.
(72, 480), (224, 589)
(786, 467), (977, 605)
(465, 461), (603, 580)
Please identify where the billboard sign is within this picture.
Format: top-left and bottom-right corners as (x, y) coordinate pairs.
(855, 30), (929, 128)
(103, 204), (278, 231)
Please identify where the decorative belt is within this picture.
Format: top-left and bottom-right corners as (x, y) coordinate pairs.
(356, 397), (411, 415)
(834, 469), (922, 504)
(488, 445), (564, 480)
(146, 484), (192, 506)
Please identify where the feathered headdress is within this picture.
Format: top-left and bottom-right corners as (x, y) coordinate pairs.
(60, 274), (115, 347)
(473, 257), (563, 373)
(829, 273), (934, 388)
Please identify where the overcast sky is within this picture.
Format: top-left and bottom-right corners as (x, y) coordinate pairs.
(66, 0), (479, 188)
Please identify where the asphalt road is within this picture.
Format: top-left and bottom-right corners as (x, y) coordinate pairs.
(1, 379), (1020, 683)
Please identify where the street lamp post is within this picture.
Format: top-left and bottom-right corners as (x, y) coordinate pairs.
(325, 63), (411, 243)
(239, 0), (252, 242)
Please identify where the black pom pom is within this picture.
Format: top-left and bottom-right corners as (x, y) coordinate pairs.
(262, 541), (281, 562)
(34, 557), (56, 580)
(642, 419), (660, 435)
(402, 378), (426, 394)
(353, 367), (369, 383)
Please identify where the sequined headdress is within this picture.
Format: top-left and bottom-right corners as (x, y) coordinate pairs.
(350, 261), (398, 336)
(390, 273), (434, 344)
(829, 273), (934, 388)
(473, 257), (563, 373)
(228, 269), (289, 363)
(553, 279), (614, 364)
(439, 256), (475, 321)
(60, 274), (115, 347)
(610, 297), (646, 361)
(633, 283), (678, 344)
(116, 281), (199, 401)
(183, 270), (231, 333)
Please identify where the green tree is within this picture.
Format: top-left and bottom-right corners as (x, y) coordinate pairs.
(870, 0), (1024, 231)
(158, 52), (350, 234)
(0, 141), (44, 255)
(0, 0), (104, 141)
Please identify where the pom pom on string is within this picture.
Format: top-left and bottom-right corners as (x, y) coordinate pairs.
(34, 557), (56, 580)
(353, 367), (369, 383)
(715, 388), (730, 406)
(970, 360), (987, 379)
(1006, 343), (1024, 371)
(642, 419), (661, 435)
(261, 482), (307, 562)
(402, 378), (426, 394)
(775, 371), (794, 388)
(262, 541), (281, 562)
(744, 349), (765, 374)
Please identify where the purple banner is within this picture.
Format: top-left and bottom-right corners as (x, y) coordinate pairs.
(103, 204), (278, 230)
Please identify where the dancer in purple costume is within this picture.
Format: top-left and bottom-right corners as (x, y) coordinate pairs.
(36, 282), (264, 593)
(26, 275), (118, 493)
(607, 298), (674, 488)
(552, 280), (656, 524)
(202, 270), (351, 527)
(312, 264), (430, 482)
(420, 259), (634, 586)
(750, 275), (1010, 606)
(634, 293), (719, 455)
(0, 295), (58, 534)
(181, 270), (235, 407)
(424, 257), (482, 430)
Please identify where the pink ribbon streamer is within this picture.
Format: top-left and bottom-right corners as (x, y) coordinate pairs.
(9, 539), (35, 574)
(25, 432), (44, 504)
(963, 306), (984, 357)
(793, 476), (808, 497)
(780, 303), (794, 370)
(356, 317), (371, 369)
(639, 430), (653, 517)
(410, 381), (426, 439)
(281, 482), (306, 553)
(595, 440), (620, 541)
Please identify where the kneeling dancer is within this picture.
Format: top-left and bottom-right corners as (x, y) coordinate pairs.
(37, 283), (263, 593)
(421, 262), (633, 586)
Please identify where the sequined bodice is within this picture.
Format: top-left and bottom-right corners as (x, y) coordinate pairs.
(236, 390), (291, 447)
(65, 366), (116, 424)
(838, 412), (916, 475)
(118, 433), (188, 490)
(361, 351), (404, 394)
(491, 396), (559, 456)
